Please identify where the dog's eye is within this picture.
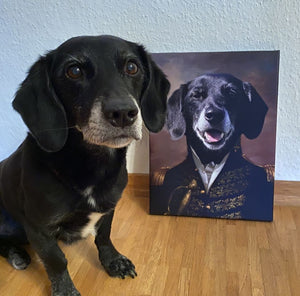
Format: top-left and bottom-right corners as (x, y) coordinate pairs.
(191, 88), (206, 99)
(125, 61), (139, 75)
(228, 88), (237, 96)
(66, 65), (83, 79)
(191, 91), (198, 98)
(222, 85), (237, 96)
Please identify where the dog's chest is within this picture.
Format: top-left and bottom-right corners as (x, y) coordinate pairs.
(80, 212), (103, 237)
(56, 186), (106, 243)
(81, 185), (99, 208)
(57, 210), (104, 243)
(79, 186), (102, 237)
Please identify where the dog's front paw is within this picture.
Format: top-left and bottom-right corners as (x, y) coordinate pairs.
(103, 255), (137, 279)
(7, 246), (31, 270)
(52, 290), (80, 296)
(51, 271), (81, 296)
(52, 284), (81, 296)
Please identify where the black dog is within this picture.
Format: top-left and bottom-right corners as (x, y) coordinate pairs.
(150, 73), (273, 221)
(0, 35), (170, 296)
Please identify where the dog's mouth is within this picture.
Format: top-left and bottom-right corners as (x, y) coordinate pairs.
(196, 128), (233, 149)
(102, 135), (135, 148)
(85, 133), (140, 148)
(203, 129), (225, 144)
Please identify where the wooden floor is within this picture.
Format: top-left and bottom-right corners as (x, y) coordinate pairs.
(0, 179), (299, 296)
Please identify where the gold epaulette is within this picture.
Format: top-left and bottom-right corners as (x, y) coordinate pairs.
(151, 167), (170, 186)
(242, 153), (275, 183)
(263, 164), (275, 182)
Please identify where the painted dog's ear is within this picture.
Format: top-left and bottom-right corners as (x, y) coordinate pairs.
(137, 46), (170, 132)
(13, 55), (68, 152)
(166, 84), (187, 140)
(241, 82), (268, 139)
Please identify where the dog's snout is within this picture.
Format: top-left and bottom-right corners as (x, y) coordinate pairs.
(104, 107), (138, 128)
(205, 107), (225, 124)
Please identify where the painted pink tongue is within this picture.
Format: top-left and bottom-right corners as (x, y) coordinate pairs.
(204, 130), (223, 143)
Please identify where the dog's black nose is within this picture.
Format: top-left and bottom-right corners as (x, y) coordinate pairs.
(205, 107), (224, 124)
(104, 107), (138, 128)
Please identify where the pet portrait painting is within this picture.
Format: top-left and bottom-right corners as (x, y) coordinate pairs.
(150, 51), (279, 221)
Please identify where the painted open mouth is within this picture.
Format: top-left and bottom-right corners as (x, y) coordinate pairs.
(203, 129), (225, 144)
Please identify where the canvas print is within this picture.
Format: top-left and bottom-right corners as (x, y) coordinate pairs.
(150, 51), (279, 221)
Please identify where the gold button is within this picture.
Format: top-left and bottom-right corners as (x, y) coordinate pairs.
(200, 190), (205, 194)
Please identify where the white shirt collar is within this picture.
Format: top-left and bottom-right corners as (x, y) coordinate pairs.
(190, 146), (229, 193)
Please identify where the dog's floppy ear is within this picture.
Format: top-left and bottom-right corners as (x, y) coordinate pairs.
(241, 82), (268, 139)
(13, 55), (68, 152)
(166, 84), (188, 140)
(137, 46), (170, 132)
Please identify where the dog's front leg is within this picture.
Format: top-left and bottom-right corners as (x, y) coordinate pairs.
(95, 210), (137, 279)
(24, 224), (80, 296)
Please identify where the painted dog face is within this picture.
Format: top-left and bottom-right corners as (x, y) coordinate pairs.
(166, 74), (268, 154)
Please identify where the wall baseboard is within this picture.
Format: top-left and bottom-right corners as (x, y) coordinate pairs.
(274, 180), (300, 206)
(127, 173), (149, 187)
(128, 174), (300, 206)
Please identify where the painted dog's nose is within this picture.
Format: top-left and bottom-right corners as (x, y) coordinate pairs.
(104, 107), (138, 128)
(205, 107), (225, 124)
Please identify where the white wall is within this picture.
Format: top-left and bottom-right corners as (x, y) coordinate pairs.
(0, 0), (299, 180)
